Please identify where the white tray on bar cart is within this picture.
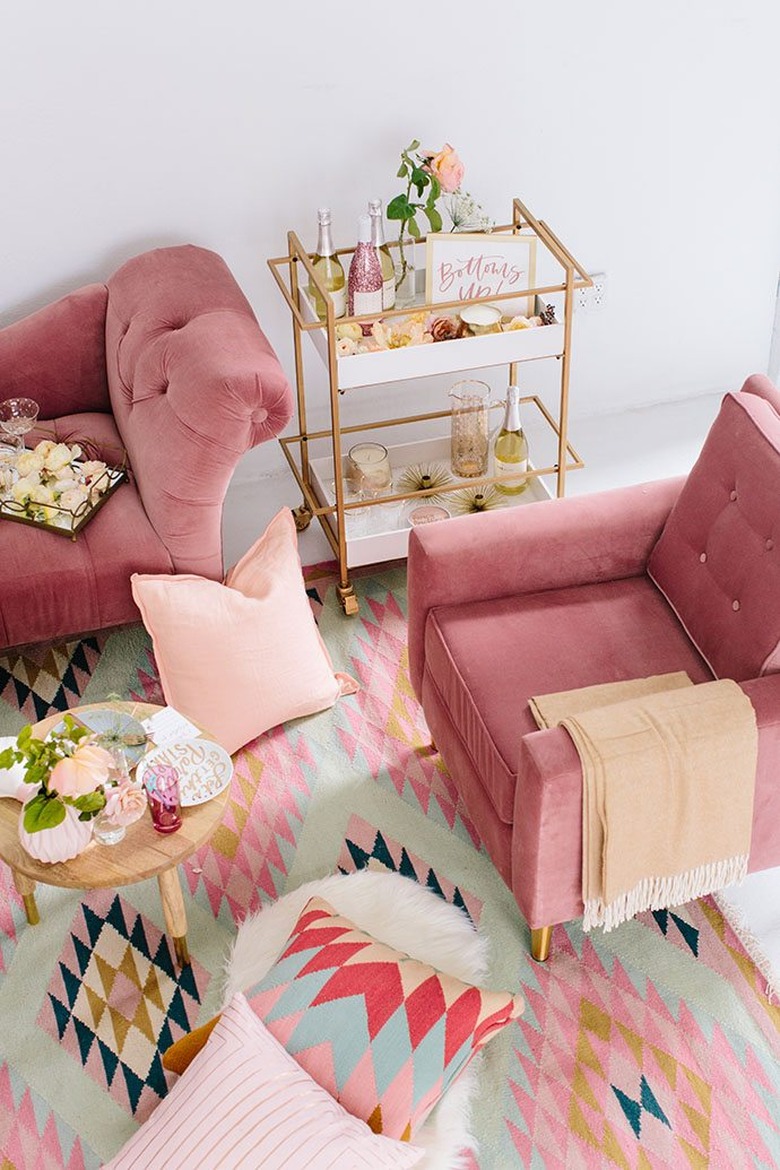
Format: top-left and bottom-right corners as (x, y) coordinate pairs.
(299, 284), (564, 391)
(309, 434), (552, 569)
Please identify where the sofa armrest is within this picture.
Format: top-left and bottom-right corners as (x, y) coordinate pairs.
(512, 672), (780, 930)
(0, 285), (110, 417)
(408, 476), (685, 698)
(104, 246), (294, 578)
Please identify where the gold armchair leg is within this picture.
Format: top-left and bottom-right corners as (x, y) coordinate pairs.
(531, 926), (552, 962)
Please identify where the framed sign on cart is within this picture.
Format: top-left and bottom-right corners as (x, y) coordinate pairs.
(425, 232), (537, 315)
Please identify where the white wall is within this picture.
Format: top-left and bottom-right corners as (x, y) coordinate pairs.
(2, 0), (780, 492)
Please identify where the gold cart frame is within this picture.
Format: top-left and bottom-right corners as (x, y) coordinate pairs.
(268, 197), (591, 615)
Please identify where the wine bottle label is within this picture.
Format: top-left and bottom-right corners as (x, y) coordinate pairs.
(495, 456), (528, 477)
(329, 285), (347, 318)
(382, 277), (396, 310)
(353, 288), (383, 316)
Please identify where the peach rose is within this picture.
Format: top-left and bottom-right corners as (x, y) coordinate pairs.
(103, 780), (147, 826)
(423, 144), (464, 193)
(48, 743), (114, 798)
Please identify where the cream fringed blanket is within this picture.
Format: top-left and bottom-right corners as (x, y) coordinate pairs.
(530, 673), (758, 932)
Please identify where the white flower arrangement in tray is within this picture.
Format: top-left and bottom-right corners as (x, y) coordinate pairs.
(0, 439), (126, 538)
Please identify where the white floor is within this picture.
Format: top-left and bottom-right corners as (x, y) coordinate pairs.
(223, 389), (780, 993)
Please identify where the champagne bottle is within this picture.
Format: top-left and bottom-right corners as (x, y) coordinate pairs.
(309, 208), (346, 320)
(368, 198), (396, 310)
(494, 385), (529, 494)
(347, 215), (383, 318)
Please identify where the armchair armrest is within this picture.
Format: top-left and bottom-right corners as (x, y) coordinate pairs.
(512, 672), (780, 930)
(408, 477), (685, 698)
(0, 285), (110, 417)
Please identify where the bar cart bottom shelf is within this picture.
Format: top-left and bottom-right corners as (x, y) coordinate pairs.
(306, 435), (552, 612)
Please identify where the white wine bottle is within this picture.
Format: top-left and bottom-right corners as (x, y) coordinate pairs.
(309, 208), (346, 320)
(494, 384), (529, 494)
(368, 198), (396, 310)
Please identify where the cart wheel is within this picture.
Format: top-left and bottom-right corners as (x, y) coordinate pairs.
(337, 585), (360, 617)
(292, 505), (312, 532)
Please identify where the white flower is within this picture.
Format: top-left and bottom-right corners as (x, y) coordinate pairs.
(58, 486), (89, 512)
(336, 338), (358, 357)
(44, 443), (74, 472)
(34, 440), (56, 459)
(79, 460), (107, 484)
(11, 476), (38, 504)
(29, 484), (56, 506)
(15, 450), (45, 477)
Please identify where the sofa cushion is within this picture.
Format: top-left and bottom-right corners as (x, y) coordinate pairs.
(246, 896), (524, 1141)
(0, 475), (172, 650)
(425, 575), (712, 824)
(648, 388), (780, 680)
(131, 510), (356, 755)
(105, 992), (424, 1170)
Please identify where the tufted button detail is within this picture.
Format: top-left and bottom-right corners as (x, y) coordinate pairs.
(730, 490), (738, 501)
(732, 600), (740, 612)
(767, 539), (775, 552)
(699, 552), (707, 563)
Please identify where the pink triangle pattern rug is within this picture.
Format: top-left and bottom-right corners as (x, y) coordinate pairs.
(0, 562), (779, 1168)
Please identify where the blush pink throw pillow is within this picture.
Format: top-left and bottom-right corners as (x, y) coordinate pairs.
(131, 510), (356, 755)
(105, 993), (424, 1169)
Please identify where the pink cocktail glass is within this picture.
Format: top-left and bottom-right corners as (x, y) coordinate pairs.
(143, 763), (182, 834)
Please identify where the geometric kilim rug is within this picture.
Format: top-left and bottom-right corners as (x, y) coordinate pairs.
(1, 562), (780, 1168)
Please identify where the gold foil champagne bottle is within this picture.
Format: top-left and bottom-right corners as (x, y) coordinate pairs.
(368, 199), (396, 310)
(494, 384), (529, 494)
(309, 207), (346, 320)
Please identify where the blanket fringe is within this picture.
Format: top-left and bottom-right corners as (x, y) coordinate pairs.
(583, 855), (749, 933)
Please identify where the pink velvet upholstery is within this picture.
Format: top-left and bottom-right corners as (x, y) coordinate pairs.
(0, 246), (293, 651)
(407, 377), (780, 940)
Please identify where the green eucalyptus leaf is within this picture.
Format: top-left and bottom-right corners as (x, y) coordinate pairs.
(17, 725), (32, 748)
(428, 175), (441, 202)
(407, 216), (421, 239)
(396, 162), (408, 178)
(407, 139), (420, 152)
(0, 747), (18, 770)
(424, 206), (443, 233)
(23, 793), (66, 834)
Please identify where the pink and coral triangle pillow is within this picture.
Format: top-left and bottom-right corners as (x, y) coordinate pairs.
(247, 896), (525, 1141)
(131, 510), (356, 755)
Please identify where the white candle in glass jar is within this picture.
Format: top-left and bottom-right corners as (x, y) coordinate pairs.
(347, 442), (392, 496)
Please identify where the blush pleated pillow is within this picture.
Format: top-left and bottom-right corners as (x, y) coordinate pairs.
(105, 993), (424, 1170)
(131, 510), (356, 755)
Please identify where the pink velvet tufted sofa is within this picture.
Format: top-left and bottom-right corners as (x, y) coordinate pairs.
(408, 375), (780, 960)
(0, 245), (293, 651)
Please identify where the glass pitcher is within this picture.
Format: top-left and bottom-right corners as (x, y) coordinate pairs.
(449, 380), (491, 477)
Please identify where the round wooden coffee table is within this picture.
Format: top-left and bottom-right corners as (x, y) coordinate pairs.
(0, 702), (230, 967)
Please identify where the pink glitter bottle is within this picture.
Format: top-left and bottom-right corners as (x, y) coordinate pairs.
(347, 214), (383, 321)
(143, 762), (182, 834)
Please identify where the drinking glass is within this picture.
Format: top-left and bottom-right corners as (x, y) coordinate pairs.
(143, 763), (183, 834)
(0, 398), (40, 452)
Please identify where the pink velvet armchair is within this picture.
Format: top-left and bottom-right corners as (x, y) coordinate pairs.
(408, 375), (780, 961)
(0, 245), (293, 651)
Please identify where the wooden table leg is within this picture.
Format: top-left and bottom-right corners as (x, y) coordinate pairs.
(13, 869), (39, 925)
(157, 866), (190, 967)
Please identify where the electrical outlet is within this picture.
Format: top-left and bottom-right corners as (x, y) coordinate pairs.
(575, 272), (607, 313)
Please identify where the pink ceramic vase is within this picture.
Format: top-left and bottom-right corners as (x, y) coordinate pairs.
(16, 787), (93, 864)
